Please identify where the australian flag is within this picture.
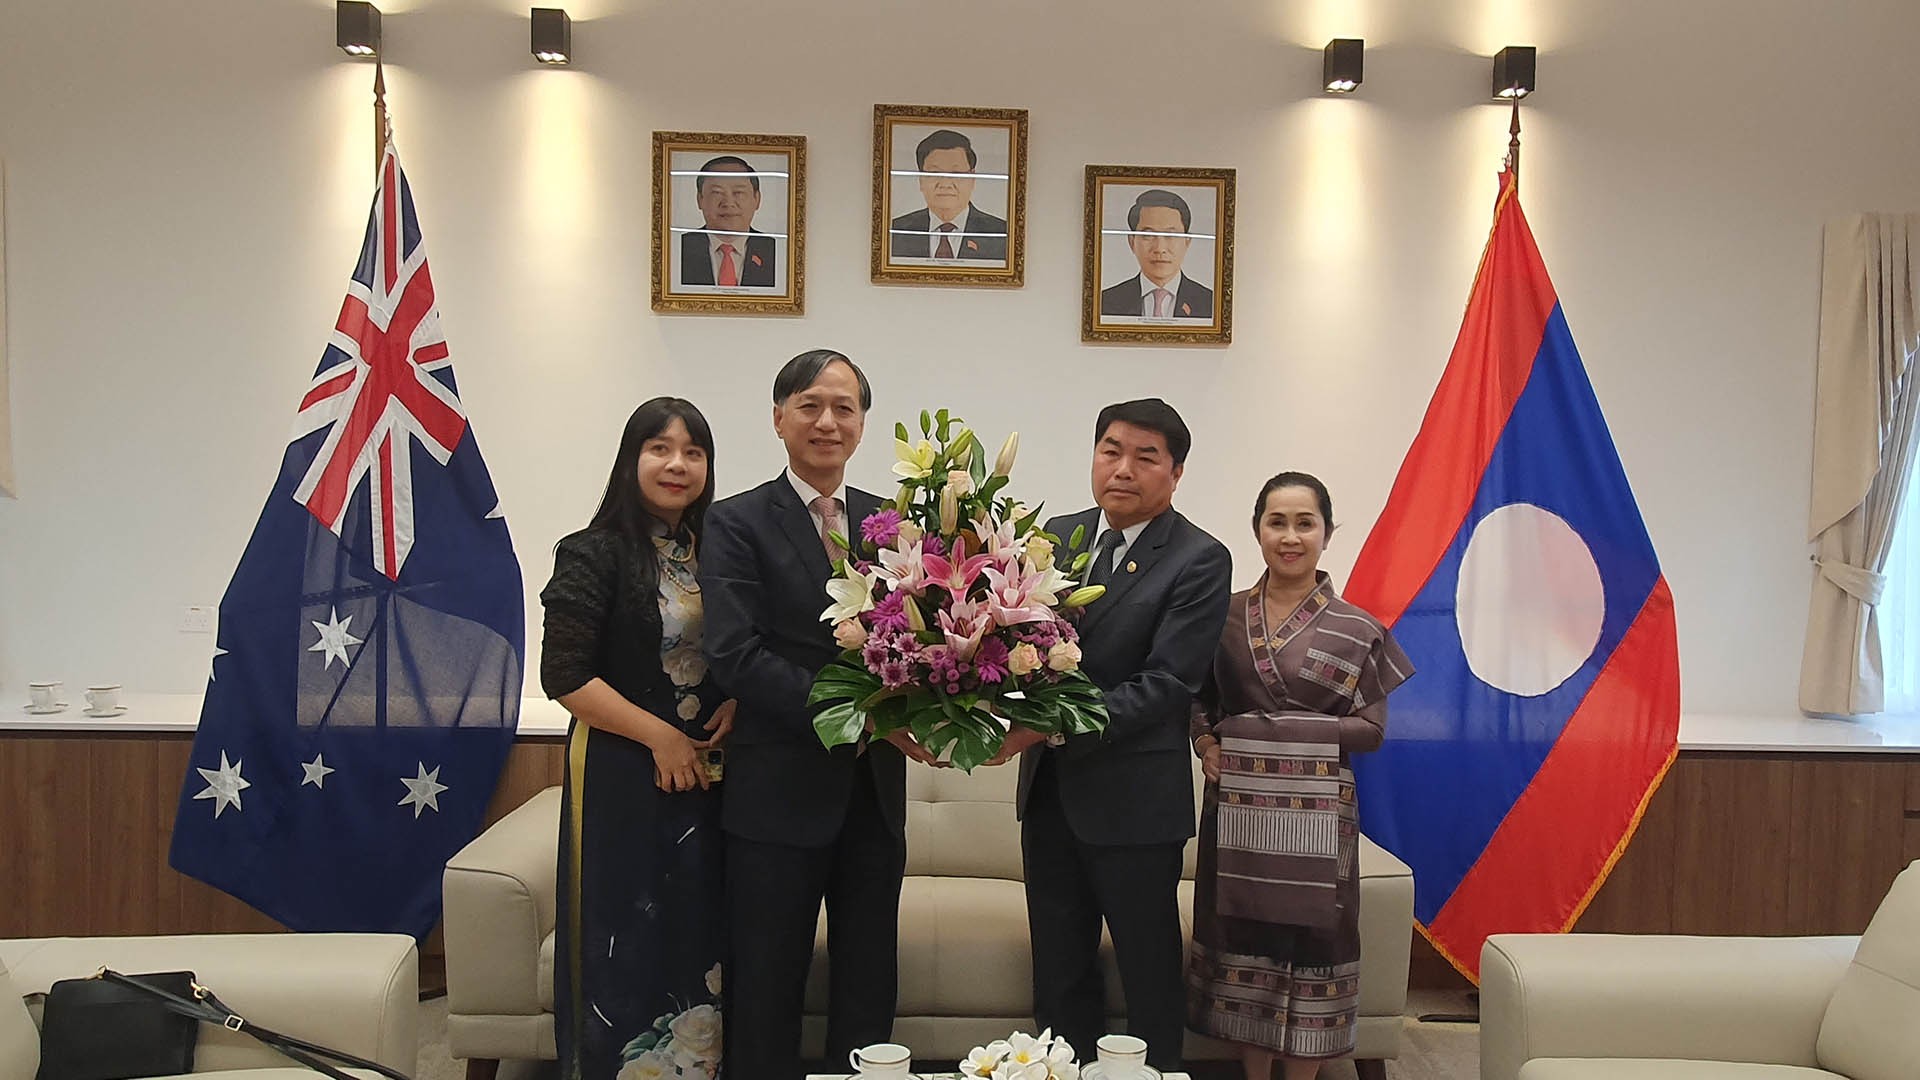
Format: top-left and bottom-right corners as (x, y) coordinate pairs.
(170, 142), (524, 940)
(1345, 166), (1680, 980)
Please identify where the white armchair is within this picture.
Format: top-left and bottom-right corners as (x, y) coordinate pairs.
(1479, 860), (1919, 1080)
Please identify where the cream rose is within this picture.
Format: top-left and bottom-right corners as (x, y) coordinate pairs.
(1008, 642), (1042, 677)
(676, 695), (701, 721)
(945, 469), (973, 497)
(704, 963), (723, 997)
(1046, 641), (1083, 673)
(1024, 535), (1055, 571)
(616, 1048), (675, 1080)
(667, 1003), (722, 1059)
(833, 619), (869, 650)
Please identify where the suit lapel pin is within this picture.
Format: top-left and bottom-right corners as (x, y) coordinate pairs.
(1126, 561), (1138, 573)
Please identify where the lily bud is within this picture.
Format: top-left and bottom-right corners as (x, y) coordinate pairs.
(939, 486), (960, 534)
(993, 432), (1020, 477)
(1063, 585), (1106, 608)
(903, 596), (927, 632)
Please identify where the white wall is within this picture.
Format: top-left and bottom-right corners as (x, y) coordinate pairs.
(3, 0), (1917, 712)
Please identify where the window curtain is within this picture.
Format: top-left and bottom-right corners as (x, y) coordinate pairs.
(1799, 213), (1920, 716)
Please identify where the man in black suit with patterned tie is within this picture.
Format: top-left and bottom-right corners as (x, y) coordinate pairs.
(990, 398), (1233, 1073)
(701, 349), (940, 1080)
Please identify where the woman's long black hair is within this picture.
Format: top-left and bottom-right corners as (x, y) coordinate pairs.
(585, 396), (717, 545)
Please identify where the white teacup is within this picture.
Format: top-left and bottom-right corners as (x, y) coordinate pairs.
(848, 1041), (912, 1077)
(1096, 1033), (1149, 1075)
(29, 681), (61, 710)
(85, 684), (122, 712)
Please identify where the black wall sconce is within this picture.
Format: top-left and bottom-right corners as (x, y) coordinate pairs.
(336, 1), (381, 58)
(1493, 45), (1536, 99)
(1323, 39), (1364, 94)
(532, 8), (572, 65)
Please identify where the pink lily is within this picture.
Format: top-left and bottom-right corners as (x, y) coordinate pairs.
(875, 538), (931, 596)
(937, 598), (995, 659)
(981, 562), (1055, 627)
(923, 546), (996, 599)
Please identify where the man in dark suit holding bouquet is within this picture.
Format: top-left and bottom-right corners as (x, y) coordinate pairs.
(993, 398), (1233, 1072)
(701, 349), (938, 1080)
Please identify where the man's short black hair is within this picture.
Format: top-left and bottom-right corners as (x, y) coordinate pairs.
(1127, 189), (1193, 233)
(696, 155), (760, 197)
(914, 129), (978, 171)
(1094, 398), (1192, 465)
(773, 348), (872, 411)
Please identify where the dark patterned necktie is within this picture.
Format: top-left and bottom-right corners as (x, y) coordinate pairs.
(1088, 529), (1126, 588)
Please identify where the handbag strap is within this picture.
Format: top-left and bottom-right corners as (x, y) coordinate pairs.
(94, 969), (409, 1080)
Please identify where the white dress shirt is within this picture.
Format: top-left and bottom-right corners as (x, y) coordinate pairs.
(786, 470), (848, 539)
(1137, 272), (1185, 318)
(928, 208), (969, 257)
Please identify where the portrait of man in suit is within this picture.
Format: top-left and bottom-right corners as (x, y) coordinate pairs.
(678, 154), (778, 289)
(1100, 189), (1214, 319)
(699, 350), (939, 1080)
(988, 398), (1233, 1073)
(888, 128), (1009, 263)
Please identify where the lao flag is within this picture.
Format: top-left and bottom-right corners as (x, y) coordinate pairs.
(169, 143), (524, 940)
(1345, 167), (1680, 980)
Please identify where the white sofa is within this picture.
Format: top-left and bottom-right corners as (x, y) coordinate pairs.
(1478, 860), (1919, 1080)
(2, 932), (419, 1078)
(445, 760), (1413, 1078)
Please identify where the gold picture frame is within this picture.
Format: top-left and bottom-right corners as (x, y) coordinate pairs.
(871, 104), (1027, 287)
(1082, 165), (1235, 344)
(652, 131), (806, 314)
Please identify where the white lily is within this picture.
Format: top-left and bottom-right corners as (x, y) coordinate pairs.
(820, 568), (877, 623)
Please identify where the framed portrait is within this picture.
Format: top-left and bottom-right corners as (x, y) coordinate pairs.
(652, 131), (805, 314)
(871, 104), (1027, 286)
(1082, 165), (1235, 344)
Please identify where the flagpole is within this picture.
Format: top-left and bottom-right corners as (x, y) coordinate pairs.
(1506, 97), (1522, 184)
(373, 58), (389, 172)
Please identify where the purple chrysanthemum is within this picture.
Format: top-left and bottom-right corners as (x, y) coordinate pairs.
(869, 591), (911, 635)
(860, 509), (903, 548)
(974, 638), (1011, 685)
(924, 535), (948, 557)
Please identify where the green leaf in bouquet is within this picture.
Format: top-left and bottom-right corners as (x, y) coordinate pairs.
(813, 701), (866, 749)
(979, 475), (1009, 501)
(937, 410), (952, 442)
(1069, 523), (1087, 549)
(947, 727), (996, 772)
(967, 441), (988, 488)
(1013, 503), (1044, 536)
(894, 420), (910, 443)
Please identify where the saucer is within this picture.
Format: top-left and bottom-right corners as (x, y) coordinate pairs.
(1081, 1064), (1161, 1080)
(83, 705), (129, 718)
(22, 702), (69, 714)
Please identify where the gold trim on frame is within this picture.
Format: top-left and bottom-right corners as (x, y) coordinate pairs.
(871, 104), (1028, 287)
(652, 130), (806, 315)
(1082, 164), (1235, 344)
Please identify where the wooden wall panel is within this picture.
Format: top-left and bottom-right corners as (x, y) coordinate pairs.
(1787, 758), (1910, 933)
(1669, 755), (1796, 935)
(1575, 757), (1685, 933)
(89, 737), (161, 936)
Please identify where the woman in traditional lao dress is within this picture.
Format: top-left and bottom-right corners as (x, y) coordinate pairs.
(1186, 472), (1413, 1080)
(540, 398), (735, 1080)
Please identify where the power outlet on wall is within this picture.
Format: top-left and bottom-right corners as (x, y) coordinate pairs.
(180, 606), (216, 633)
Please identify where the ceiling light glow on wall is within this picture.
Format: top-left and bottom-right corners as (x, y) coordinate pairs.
(336, 1), (381, 58)
(1493, 45), (1536, 99)
(532, 8), (572, 65)
(1323, 39), (1364, 94)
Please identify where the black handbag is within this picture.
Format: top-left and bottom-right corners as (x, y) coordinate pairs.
(36, 971), (198, 1080)
(36, 968), (410, 1080)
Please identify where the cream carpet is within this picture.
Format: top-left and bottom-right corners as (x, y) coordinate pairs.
(414, 990), (1478, 1080)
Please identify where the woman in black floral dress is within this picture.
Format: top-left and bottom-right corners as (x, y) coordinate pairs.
(540, 397), (734, 1079)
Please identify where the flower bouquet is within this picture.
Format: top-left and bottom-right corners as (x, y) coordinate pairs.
(810, 409), (1110, 771)
(958, 1029), (1080, 1079)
